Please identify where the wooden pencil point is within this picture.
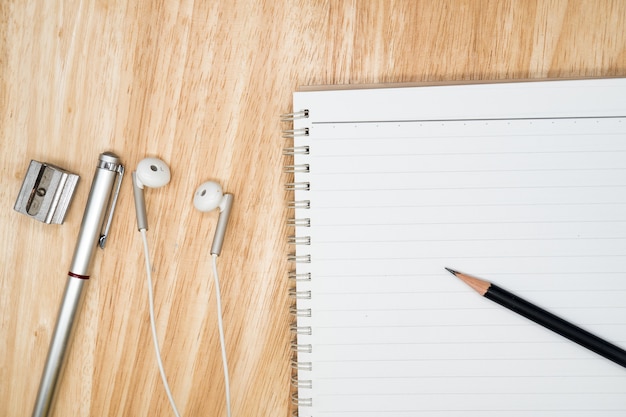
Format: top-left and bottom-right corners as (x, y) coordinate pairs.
(451, 270), (490, 296)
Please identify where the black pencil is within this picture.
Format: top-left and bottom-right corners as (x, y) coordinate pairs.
(445, 267), (626, 368)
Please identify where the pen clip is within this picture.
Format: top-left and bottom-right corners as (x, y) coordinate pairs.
(99, 164), (125, 249)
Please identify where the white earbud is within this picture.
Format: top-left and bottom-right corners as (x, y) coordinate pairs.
(132, 157), (171, 231)
(194, 181), (234, 256)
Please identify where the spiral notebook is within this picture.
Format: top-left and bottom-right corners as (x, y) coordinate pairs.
(283, 78), (626, 417)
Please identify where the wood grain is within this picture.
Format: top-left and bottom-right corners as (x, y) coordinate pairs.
(1, 1), (625, 416)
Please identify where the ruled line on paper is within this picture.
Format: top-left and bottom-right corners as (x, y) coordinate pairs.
(312, 115), (626, 124)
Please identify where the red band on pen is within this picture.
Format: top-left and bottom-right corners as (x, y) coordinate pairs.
(68, 271), (90, 280)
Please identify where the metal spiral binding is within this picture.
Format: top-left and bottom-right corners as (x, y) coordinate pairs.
(291, 342), (313, 353)
(291, 376), (313, 389)
(282, 127), (309, 138)
(283, 146), (310, 156)
(290, 306), (312, 317)
(284, 164), (310, 174)
(288, 271), (311, 281)
(288, 236), (311, 245)
(291, 358), (313, 371)
(289, 289), (312, 299)
(288, 200), (310, 209)
(284, 109), (313, 415)
(287, 218), (310, 227)
(287, 254), (311, 263)
(291, 393), (313, 407)
(285, 182), (310, 191)
(290, 324), (312, 335)
(280, 109), (309, 121)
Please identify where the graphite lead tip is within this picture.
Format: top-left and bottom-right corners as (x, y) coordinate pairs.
(444, 267), (459, 276)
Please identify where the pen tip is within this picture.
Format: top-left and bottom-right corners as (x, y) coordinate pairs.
(444, 267), (459, 276)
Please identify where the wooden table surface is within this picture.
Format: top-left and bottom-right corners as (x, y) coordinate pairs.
(1, 1), (625, 416)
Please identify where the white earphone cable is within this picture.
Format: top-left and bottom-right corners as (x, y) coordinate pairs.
(140, 229), (182, 417)
(212, 253), (232, 417)
(140, 229), (232, 417)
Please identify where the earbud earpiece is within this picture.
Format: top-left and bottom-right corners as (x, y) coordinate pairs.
(133, 157), (171, 231)
(193, 181), (234, 256)
(135, 158), (171, 189)
(193, 181), (224, 212)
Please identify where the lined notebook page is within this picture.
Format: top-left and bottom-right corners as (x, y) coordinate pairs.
(289, 79), (626, 417)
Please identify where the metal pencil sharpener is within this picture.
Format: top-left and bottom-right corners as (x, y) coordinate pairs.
(14, 160), (79, 224)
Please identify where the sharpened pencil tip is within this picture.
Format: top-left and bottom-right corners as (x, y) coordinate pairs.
(444, 267), (459, 276)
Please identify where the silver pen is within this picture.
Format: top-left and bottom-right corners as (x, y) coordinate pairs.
(32, 152), (124, 417)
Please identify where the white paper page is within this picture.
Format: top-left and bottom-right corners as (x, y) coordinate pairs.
(289, 79), (626, 417)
